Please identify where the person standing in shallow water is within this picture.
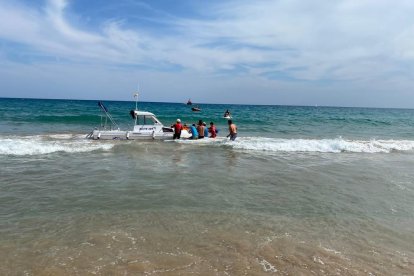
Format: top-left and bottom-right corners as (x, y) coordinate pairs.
(189, 124), (198, 139)
(227, 120), (237, 141)
(202, 122), (209, 138)
(171, 119), (183, 139)
(209, 122), (217, 138)
(197, 120), (205, 139)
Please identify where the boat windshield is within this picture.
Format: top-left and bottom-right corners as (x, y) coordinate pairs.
(136, 115), (159, 125)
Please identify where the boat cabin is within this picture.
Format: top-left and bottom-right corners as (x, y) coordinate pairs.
(130, 110), (163, 133)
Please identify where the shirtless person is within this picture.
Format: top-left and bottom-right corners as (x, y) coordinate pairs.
(197, 120), (205, 139)
(227, 120), (237, 141)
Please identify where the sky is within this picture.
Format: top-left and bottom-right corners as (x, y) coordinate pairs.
(1, 0), (414, 107)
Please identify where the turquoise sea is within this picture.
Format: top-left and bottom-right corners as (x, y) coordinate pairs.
(1, 97), (414, 275)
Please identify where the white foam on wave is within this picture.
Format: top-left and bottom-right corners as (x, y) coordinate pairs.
(0, 135), (114, 156)
(26, 133), (88, 140)
(173, 137), (228, 144)
(3, 134), (413, 155)
(225, 137), (414, 153)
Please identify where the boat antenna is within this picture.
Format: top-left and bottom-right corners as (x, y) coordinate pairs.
(134, 92), (139, 110)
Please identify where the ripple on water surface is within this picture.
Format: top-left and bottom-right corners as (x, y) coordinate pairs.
(1, 211), (413, 275)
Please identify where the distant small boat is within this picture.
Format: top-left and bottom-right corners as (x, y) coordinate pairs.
(223, 110), (231, 119)
(186, 99), (192, 105)
(191, 107), (201, 112)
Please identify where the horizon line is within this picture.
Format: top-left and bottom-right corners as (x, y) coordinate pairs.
(0, 96), (413, 110)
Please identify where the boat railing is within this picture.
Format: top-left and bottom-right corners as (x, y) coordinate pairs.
(98, 101), (120, 130)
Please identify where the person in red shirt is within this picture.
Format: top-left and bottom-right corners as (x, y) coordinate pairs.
(172, 119), (183, 139)
(209, 122), (217, 138)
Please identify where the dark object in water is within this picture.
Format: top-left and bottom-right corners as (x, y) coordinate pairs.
(130, 110), (137, 119)
(191, 107), (201, 112)
(162, 127), (174, 132)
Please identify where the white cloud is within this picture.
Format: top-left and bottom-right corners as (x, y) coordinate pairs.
(44, 0), (102, 44)
(1, 0), (414, 106)
(1, 0), (413, 74)
(191, 0), (414, 80)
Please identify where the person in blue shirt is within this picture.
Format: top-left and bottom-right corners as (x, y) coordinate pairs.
(189, 124), (198, 139)
(203, 122), (209, 138)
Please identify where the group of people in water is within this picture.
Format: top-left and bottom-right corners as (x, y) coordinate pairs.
(171, 118), (237, 141)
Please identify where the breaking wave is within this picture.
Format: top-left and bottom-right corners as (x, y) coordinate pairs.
(2, 134), (414, 156)
(226, 137), (414, 153)
(0, 134), (114, 156)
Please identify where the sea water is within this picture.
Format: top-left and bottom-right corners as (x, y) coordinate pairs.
(0, 98), (413, 275)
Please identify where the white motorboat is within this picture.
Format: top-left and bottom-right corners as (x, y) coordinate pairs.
(87, 94), (174, 140)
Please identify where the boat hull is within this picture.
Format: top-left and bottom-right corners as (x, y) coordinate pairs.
(91, 130), (173, 140)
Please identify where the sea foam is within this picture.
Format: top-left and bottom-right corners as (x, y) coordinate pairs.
(226, 137), (414, 153)
(0, 135), (113, 156)
(2, 135), (413, 155)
